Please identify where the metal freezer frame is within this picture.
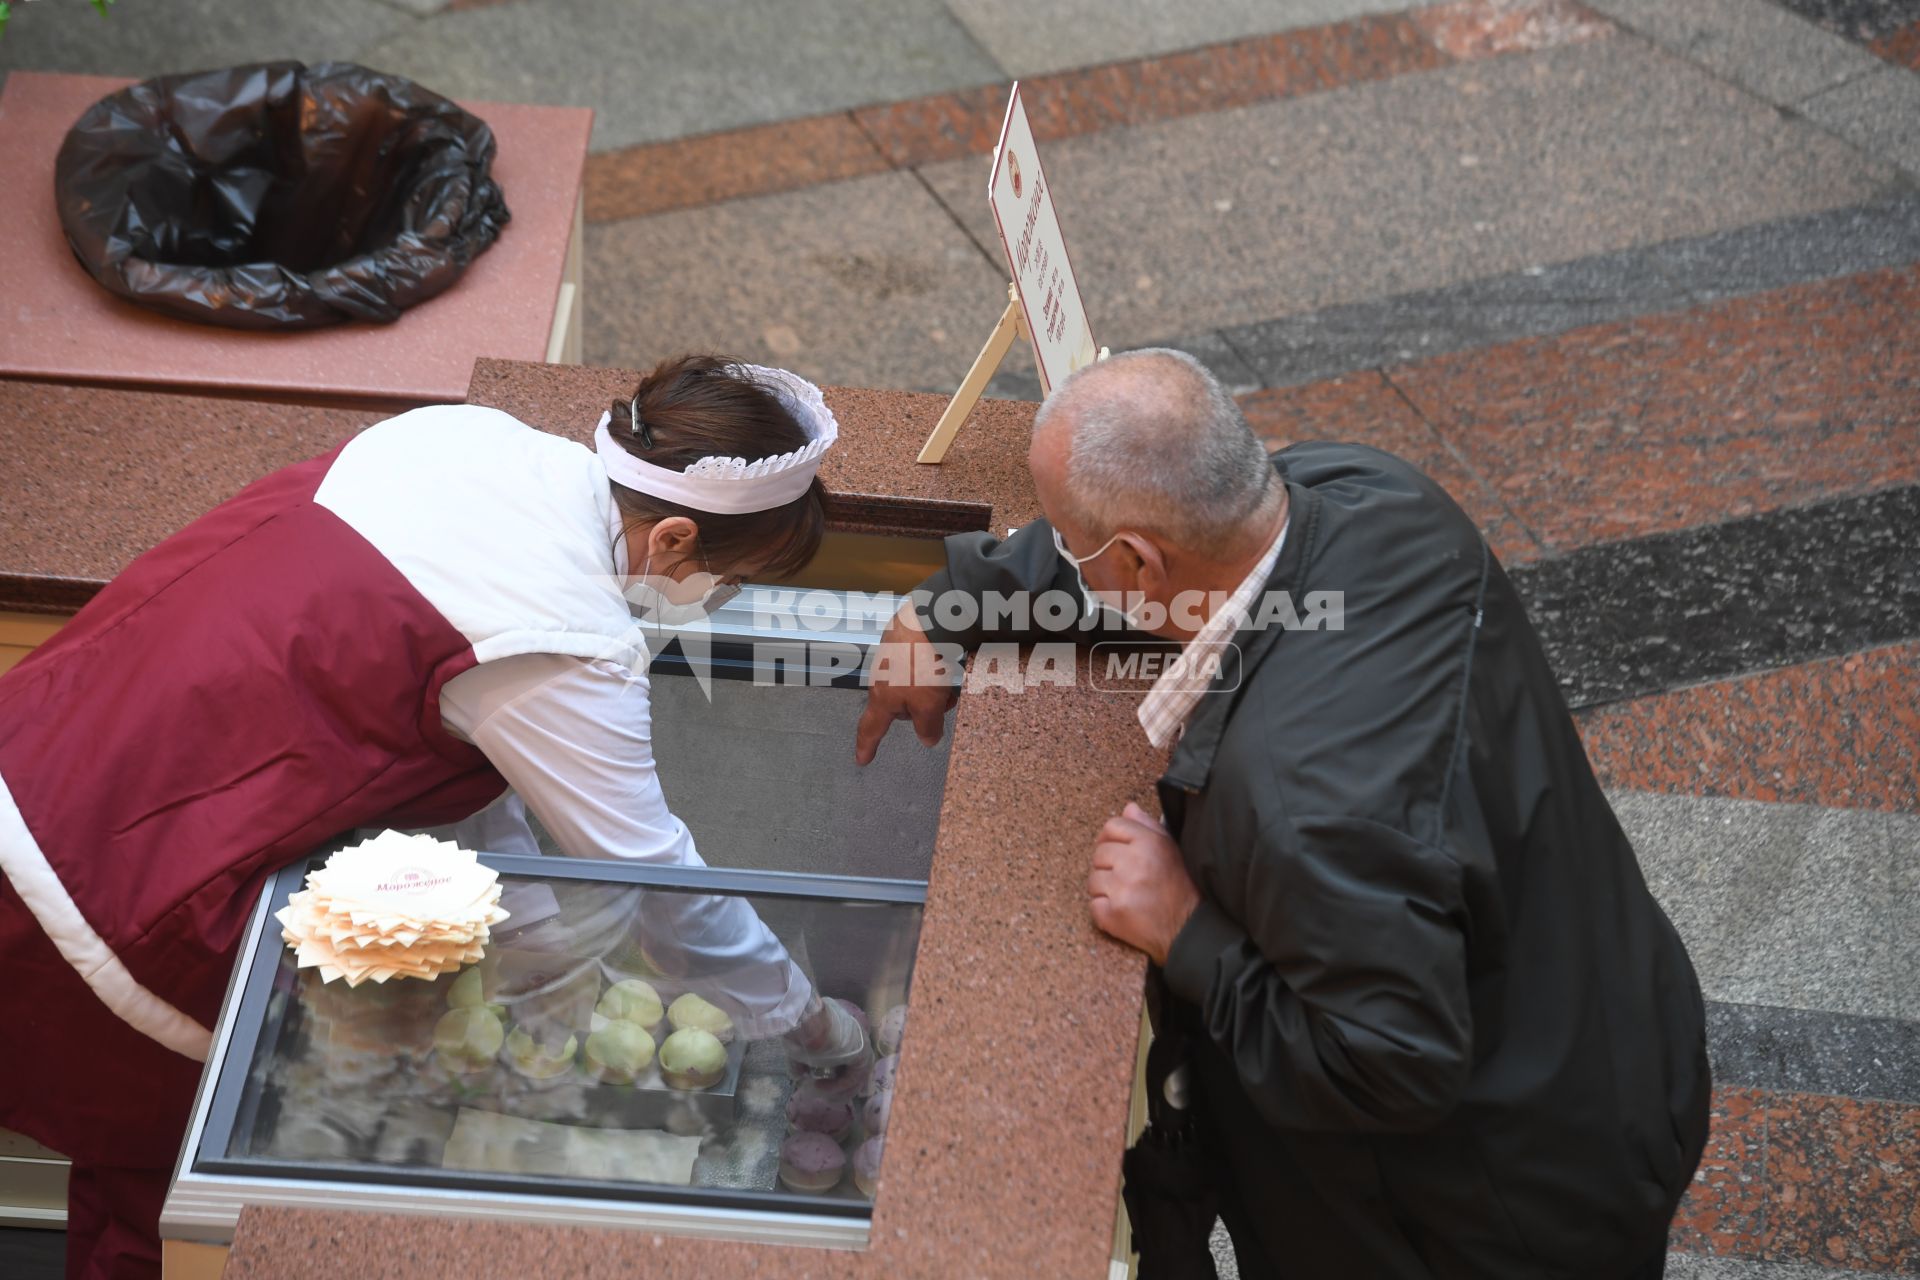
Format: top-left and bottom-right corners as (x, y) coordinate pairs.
(646, 583), (894, 688)
(162, 844), (926, 1249)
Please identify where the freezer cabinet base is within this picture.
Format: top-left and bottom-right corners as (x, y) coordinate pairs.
(162, 1239), (228, 1280)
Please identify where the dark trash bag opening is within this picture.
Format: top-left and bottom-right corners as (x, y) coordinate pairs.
(54, 61), (512, 330)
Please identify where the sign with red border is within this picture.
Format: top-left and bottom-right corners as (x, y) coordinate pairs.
(987, 84), (1098, 394)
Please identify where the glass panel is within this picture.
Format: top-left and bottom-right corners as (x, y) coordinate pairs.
(649, 676), (951, 882)
(614, 584), (955, 882)
(214, 864), (917, 1212)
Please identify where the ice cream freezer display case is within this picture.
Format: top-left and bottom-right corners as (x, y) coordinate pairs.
(161, 841), (923, 1251)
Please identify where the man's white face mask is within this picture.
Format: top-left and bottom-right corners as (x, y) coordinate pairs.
(1052, 525), (1153, 630)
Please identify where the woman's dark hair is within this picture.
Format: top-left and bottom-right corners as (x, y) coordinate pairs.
(606, 353), (827, 581)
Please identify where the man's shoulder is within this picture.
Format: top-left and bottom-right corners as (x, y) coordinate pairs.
(1273, 438), (1487, 605)
(1279, 437), (1472, 516)
(1274, 438), (1432, 485)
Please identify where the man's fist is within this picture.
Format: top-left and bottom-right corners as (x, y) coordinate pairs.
(1088, 802), (1200, 965)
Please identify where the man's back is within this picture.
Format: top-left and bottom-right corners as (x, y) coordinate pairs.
(1160, 441), (1708, 1278)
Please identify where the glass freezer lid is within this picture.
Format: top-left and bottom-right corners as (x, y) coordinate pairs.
(178, 847), (922, 1241)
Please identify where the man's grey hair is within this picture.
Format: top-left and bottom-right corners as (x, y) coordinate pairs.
(1035, 348), (1276, 558)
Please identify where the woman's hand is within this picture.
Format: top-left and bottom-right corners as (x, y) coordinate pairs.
(783, 996), (870, 1075)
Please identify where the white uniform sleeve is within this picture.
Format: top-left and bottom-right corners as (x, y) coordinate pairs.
(438, 652), (814, 1036)
(412, 788), (543, 858)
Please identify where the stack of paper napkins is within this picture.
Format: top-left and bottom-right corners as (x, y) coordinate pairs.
(276, 831), (510, 986)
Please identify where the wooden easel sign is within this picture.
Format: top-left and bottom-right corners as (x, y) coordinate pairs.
(919, 83), (1101, 463)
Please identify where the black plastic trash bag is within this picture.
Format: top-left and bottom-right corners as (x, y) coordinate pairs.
(54, 61), (511, 330)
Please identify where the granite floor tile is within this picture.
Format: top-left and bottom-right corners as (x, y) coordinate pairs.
(917, 36), (1892, 359)
(977, 329), (1264, 404)
(1409, 0), (1614, 60)
(1799, 68), (1920, 179)
(1505, 485), (1920, 709)
(1610, 791), (1918, 1022)
(1240, 371), (1544, 562)
(1210, 1218), (1241, 1280)
(1672, 1086), (1773, 1258)
(1226, 193), (1920, 388)
(1666, 1253), (1899, 1279)
(1669, 1087), (1920, 1273)
(1385, 265), (1920, 552)
(1172, 332), (1268, 397)
(1009, 11), (1453, 146)
(0, 0), (413, 88)
(938, 0), (1411, 78)
(1579, 0), (1884, 106)
(375, 0), (462, 15)
(582, 170), (1006, 392)
(1870, 20), (1920, 66)
(852, 80), (1024, 169)
(585, 11), (1457, 224)
(1771, 0), (1920, 43)
(357, 0), (1004, 152)
(852, 12), (1452, 170)
(1707, 1001), (1920, 1105)
(1763, 1093), (1920, 1272)
(1237, 369), (1423, 447)
(1580, 643), (1920, 816)
(583, 115), (891, 223)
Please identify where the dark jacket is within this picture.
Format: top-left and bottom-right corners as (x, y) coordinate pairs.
(917, 441), (1710, 1279)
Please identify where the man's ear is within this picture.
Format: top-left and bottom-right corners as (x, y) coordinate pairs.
(1125, 532), (1169, 601)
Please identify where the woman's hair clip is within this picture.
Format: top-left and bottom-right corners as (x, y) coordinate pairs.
(629, 393), (654, 448)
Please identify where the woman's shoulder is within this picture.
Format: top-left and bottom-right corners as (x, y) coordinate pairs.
(364, 402), (550, 443)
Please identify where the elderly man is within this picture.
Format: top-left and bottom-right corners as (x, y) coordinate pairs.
(855, 350), (1709, 1279)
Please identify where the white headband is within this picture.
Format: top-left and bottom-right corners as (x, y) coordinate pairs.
(594, 364), (838, 514)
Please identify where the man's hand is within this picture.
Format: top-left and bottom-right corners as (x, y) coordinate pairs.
(1088, 802), (1201, 965)
(854, 603), (961, 765)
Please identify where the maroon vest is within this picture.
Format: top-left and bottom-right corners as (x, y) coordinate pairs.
(0, 445), (504, 1164)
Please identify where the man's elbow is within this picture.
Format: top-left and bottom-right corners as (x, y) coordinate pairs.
(1331, 1028), (1472, 1131)
(1374, 1056), (1470, 1130)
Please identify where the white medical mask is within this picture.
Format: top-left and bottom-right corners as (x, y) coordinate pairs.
(1051, 525), (1153, 630)
(627, 549), (740, 626)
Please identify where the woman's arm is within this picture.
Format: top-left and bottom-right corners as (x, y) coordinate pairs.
(407, 788), (543, 858)
(438, 651), (815, 1038)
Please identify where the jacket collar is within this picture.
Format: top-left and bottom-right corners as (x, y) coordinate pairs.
(1160, 461), (1318, 793)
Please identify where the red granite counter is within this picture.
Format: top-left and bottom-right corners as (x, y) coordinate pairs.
(0, 363), (1029, 610)
(0, 380), (386, 612)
